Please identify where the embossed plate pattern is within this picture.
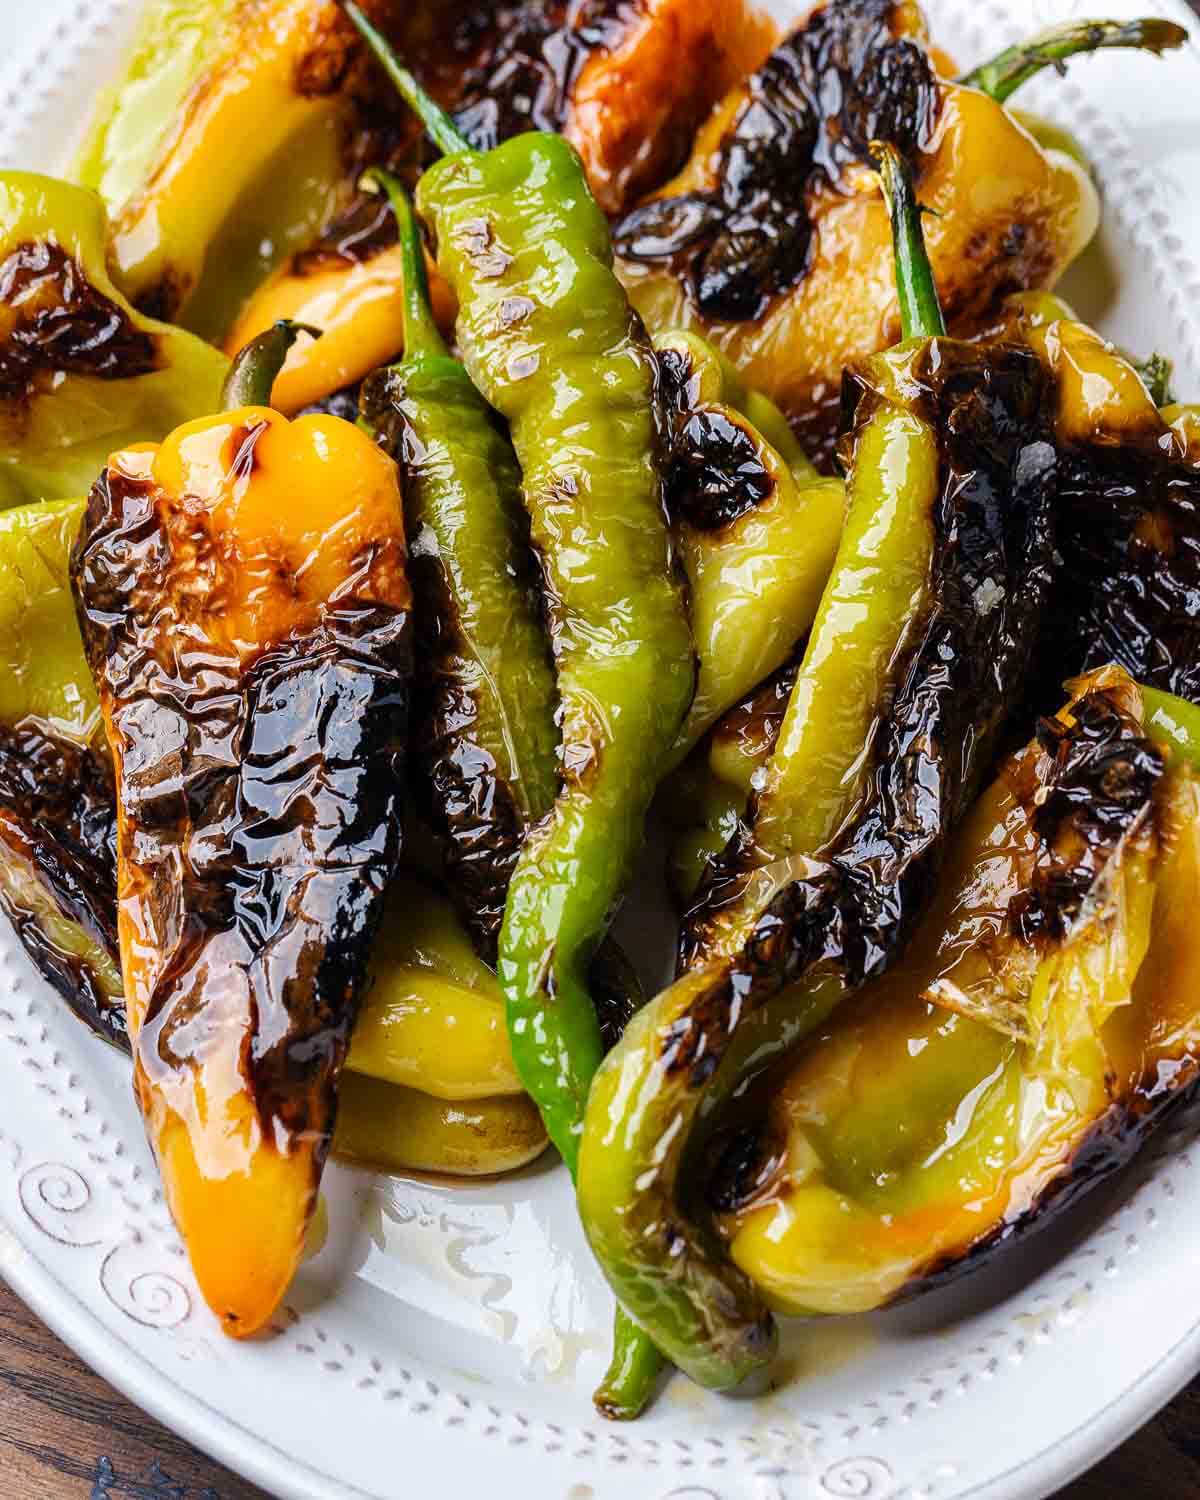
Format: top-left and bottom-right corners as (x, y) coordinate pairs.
(1, 1), (1200, 1497)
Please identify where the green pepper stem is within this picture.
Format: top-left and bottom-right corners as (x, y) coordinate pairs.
(343, 3), (470, 157)
(869, 143), (946, 343)
(221, 320), (322, 411)
(362, 168), (448, 362)
(961, 18), (1188, 105)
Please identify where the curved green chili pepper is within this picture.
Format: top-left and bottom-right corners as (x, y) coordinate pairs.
(346, 4), (692, 1417)
(961, 18), (1187, 105)
(578, 143), (1059, 1390)
(357, 171), (560, 954)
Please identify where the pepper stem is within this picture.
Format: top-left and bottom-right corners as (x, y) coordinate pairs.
(362, 168), (448, 362)
(961, 18), (1188, 104)
(343, 3), (471, 157)
(869, 143), (946, 343)
(221, 320), (322, 411)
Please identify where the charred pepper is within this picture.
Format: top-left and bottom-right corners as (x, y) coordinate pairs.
(347, 6), (694, 1415)
(0, 173), (227, 505)
(723, 669), (1200, 1317)
(653, 331), (843, 764)
(226, 0), (771, 412)
(357, 171), (559, 955)
(71, 321), (412, 1337)
(983, 291), (1200, 709)
(347, 7), (694, 1172)
(578, 143), (1058, 1390)
(614, 0), (1184, 465)
(0, 500), (544, 1177)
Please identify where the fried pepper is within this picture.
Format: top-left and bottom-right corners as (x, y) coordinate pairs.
(654, 331), (843, 764)
(613, 1), (1183, 465)
(577, 143), (1058, 1390)
(347, 7), (694, 1412)
(0, 174), (226, 505)
(227, 0), (772, 413)
(722, 669), (1200, 1317)
(70, 325), (412, 1337)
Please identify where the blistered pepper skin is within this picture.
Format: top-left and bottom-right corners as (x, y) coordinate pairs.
(72, 409), (411, 1338)
(578, 145), (1059, 1387)
(0, 173), (227, 506)
(0, 501), (553, 1180)
(982, 294), (1200, 712)
(220, 0), (773, 411)
(654, 332), (843, 765)
(413, 132), (695, 1171)
(613, 0), (1102, 466)
(359, 176), (559, 958)
(722, 672), (1200, 1318)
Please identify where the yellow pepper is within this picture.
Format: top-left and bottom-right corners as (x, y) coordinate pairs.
(350, 874), (524, 1101)
(0, 173), (226, 505)
(335, 1075), (547, 1178)
(73, 375), (412, 1338)
(613, 5), (1104, 465)
(106, 0), (364, 330)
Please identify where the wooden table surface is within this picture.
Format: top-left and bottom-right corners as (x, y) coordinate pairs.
(6, 0), (1200, 1494)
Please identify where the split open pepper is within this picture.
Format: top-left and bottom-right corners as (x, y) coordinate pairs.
(578, 143), (1059, 1391)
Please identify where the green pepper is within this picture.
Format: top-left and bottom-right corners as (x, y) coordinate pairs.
(346, 4), (693, 1168)
(578, 142), (1060, 1391)
(661, 655), (798, 908)
(324, 6), (696, 1415)
(0, 173), (227, 506)
(653, 331), (843, 766)
(357, 171), (558, 955)
(723, 669), (1200, 1318)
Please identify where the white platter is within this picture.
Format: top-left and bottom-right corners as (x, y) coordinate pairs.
(2, 1), (1200, 1497)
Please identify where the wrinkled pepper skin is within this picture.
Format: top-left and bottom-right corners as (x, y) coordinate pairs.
(0, 499), (123, 1042)
(412, 130), (695, 1171)
(721, 670), (1200, 1315)
(358, 177), (559, 957)
(72, 407), (411, 1338)
(0, 499), (540, 1172)
(227, 0), (771, 414)
(0, 174), (227, 506)
(579, 295), (1058, 1385)
(986, 294), (1200, 709)
(654, 331), (843, 764)
(613, 0), (1104, 465)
